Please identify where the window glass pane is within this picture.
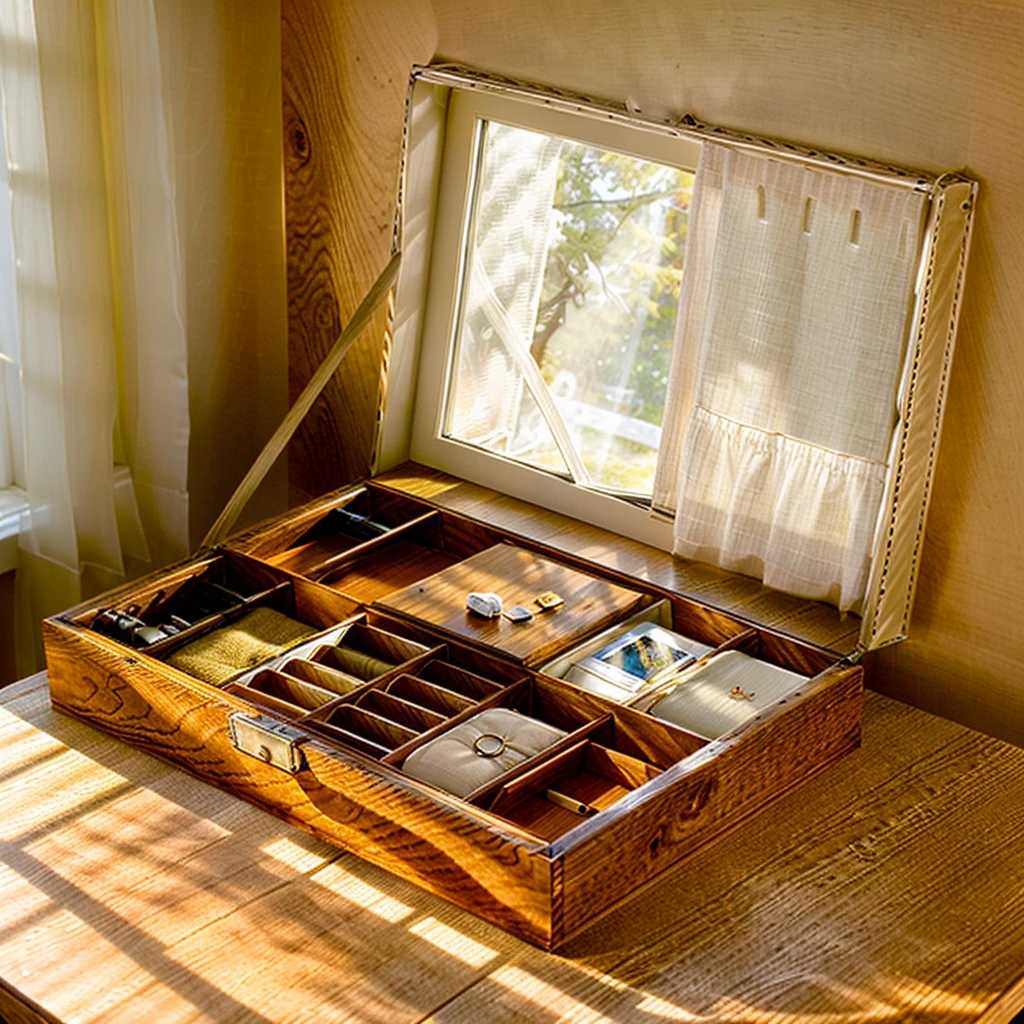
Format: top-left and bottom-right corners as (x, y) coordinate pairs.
(447, 323), (570, 476)
(444, 119), (694, 497)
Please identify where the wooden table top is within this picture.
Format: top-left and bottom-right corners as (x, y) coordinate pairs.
(1, 672), (1022, 1024)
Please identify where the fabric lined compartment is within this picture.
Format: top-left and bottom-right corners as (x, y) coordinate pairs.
(649, 649), (807, 740)
(401, 707), (568, 799)
(166, 607), (317, 686)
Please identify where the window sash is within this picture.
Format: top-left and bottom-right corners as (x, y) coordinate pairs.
(408, 88), (699, 549)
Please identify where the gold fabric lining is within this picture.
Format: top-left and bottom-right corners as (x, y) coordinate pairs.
(167, 608), (316, 686)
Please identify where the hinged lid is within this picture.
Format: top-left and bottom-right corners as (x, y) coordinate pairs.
(207, 64), (976, 663)
(374, 64), (977, 657)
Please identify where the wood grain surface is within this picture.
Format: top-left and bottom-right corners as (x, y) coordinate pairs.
(281, 0), (434, 504)
(280, 0), (1024, 745)
(376, 543), (650, 666)
(41, 504), (865, 952)
(375, 465), (861, 656)
(3, 673), (1023, 1022)
(42, 626), (561, 947)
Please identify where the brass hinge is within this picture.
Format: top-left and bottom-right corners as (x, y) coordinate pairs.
(842, 643), (868, 666)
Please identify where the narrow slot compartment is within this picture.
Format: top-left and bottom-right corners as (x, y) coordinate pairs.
(315, 514), (459, 603)
(356, 688), (447, 732)
(382, 674), (475, 717)
(367, 611), (532, 686)
(279, 657), (364, 697)
(486, 739), (663, 841)
(223, 681), (305, 719)
(310, 622), (430, 682)
(418, 660), (505, 701)
(266, 486), (434, 577)
(324, 704), (419, 755)
(245, 668), (338, 711)
(78, 549), (283, 636)
(311, 721), (393, 760)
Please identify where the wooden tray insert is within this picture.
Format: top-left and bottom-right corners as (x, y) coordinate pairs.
(267, 486), (437, 576)
(377, 543), (652, 667)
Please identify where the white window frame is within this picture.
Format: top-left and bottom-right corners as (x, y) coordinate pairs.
(407, 89), (702, 551)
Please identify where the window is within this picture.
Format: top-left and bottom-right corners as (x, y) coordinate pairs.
(0, 113), (22, 494)
(411, 91), (700, 548)
(0, 102), (27, 576)
(392, 69), (974, 630)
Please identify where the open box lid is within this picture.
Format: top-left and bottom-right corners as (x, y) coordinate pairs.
(208, 64), (976, 662)
(371, 65), (977, 659)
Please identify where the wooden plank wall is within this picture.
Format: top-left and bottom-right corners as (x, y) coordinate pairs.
(281, 1), (436, 505)
(280, 0), (1024, 747)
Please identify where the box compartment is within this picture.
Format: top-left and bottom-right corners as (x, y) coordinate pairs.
(45, 567), (861, 948)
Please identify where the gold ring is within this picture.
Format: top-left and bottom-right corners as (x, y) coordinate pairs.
(473, 733), (507, 758)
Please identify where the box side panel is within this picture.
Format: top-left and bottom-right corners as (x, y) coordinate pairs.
(43, 621), (556, 948)
(553, 663), (863, 943)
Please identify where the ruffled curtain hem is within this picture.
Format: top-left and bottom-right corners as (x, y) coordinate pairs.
(672, 406), (888, 614)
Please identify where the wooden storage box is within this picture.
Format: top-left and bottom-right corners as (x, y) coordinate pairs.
(45, 477), (862, 949)
(43, 64), (975, 950)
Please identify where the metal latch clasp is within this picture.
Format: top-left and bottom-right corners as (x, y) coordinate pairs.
(229, 713), (307, 773)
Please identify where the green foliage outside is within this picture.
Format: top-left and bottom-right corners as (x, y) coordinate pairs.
(533, 143), (693, 427)
(527, 141), (693, 493)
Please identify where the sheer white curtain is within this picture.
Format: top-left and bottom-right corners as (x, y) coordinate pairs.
(0, 0), (190, 672)
(448, 123), (572, 467)
(654, 144), (925, 613)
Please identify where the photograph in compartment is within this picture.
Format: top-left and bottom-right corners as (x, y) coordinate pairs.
(569, 622), (699, 695)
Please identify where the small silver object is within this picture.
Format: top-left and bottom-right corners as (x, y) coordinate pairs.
(503, 604), (533, 624)
(466, 591), (503, 618)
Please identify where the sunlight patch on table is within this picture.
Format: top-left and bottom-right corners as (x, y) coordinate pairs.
(311, 861), (414, 922)
(634, 993), (702, 1020)
(1, 748), (131, 841)
(490, 964), (617, 1022)
(260, 836), (332, 875)
(409, 917), (498, 967)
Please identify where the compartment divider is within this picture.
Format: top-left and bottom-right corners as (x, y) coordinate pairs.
(246, 668), (339, 711)
(383, 675), (476, 718)
(382, 677), (533, 765)
(464, 714), (614, 808)
(585, 743), (663, 789)
(420, 661), (506, 700)
(223, 681), (305, 719)
(324, 704), (419, 752)
(307, 721), (393, 760)
(307, 511), (440, 581)
(710, 627), (760, 657)
(280, 657), (364, 697)
(299, 647), (448, 723)
(356, 688), (447, 732)
(487, 740), (592, 818)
